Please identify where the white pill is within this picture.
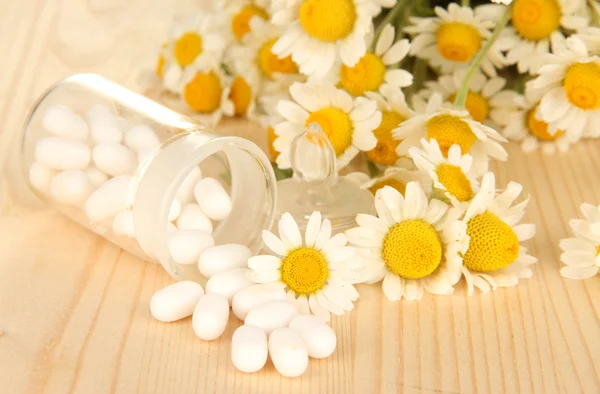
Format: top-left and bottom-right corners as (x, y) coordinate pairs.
(198, 244), (251, 279)
(194, 177), (232, 220)
(232, 284), (286, 321)
(42, 105), (89, 141)
(205, 268), (253, 303)
(85, 176), (133, 222)
(112, 210), (135, 238)
(124, 124), (161, 152)
(176, 167), (202, 203)
(85, 167), (108, 188)
(289, 316), (336, 359)
(92, 143), (137, 177)
(244, 300), (299, 334)
(168, 230), (215, 265)
(35, 137), (91, 170)
(150, 281), (204, 322)
(50, 170), (94, 205)
(192, 293), (229, 341)
(169, 199), (182, 222)
(29, 162), (57, 192)
(268, 328), (309, 378)
(175, 203), (212, 232)
(231, 325), (268, 373)
(86, 105), (123, 144)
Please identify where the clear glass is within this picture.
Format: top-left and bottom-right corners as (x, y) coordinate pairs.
(21, 73), (276, 280)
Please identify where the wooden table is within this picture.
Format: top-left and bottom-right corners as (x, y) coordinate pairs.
(0, 1), (598, 393)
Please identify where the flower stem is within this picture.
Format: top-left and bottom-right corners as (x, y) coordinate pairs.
(453, 3), (513, 109)
(371, 0), (408, 51)
(462, 0), (470, 6)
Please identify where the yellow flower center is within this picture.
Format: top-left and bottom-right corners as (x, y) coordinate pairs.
(183, 71), (222, 113)
(299, 0), (357, 42)
(229, 76), (252, 117)
(231, 4), (269, 40)
(426, 114), (477, 157)
(435, 164), (474, 202)
(174, 32), (203, 67)
(512, 0), (561, 41)
(366, 111), (405, 165)
(258, 38), (299, 79)
(436, 22), (482, 63)
(382, 219), (443, 279)
(281, 247), (329, 295)
(463, 211), (520, 272)
(368, 178), (406, 196)
(340, 53), (386, 96)
(564, 62), (600, 110)
(526, 106), (563, 140)
(448, 92), (490, 123)
(305, 107), (353, 156)
(268, 126), (279, 163)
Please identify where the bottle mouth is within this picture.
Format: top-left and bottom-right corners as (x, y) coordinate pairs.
(133, 132), (277, 280)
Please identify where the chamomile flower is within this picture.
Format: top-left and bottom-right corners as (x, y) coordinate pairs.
(248, 212), (360, 322)
(227, 72), (260, 118)
(321, 24), (413, 97)
(225, 0), (271, 41)
(273, 82), (381, 170)
(559, 203), (600, 279)
(346, 183), (467, 301)
(270, 0), (380, 77)
(416, 70), (521, 125)
(576, 27), (600, 56)
(409, 139), (479, 210)
(405, 3), (506, 77)
(459, 172), (537, 295)
(393, 97), (508, 177)
(161, 13), (227, 93)
(180, 67), (234, 125)
(501, 90), (572, 154)
(478, 0), (588, 74)
(346, 166), (431, 196)
(528, 35), (600, 140)
(258, 94), (286, 163)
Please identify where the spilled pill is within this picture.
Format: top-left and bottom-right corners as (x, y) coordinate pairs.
(231, 325), (268, 373)
(175, 203), (213, 232)
(268, 328), (309, 378)
(84, 175), (133, 222)
(244, 300), (299, 334)
(124, 124), (160, 152)
(289, 315), (336, 359)
(205, 268), (253, 303)
(112, 210), (135, 237)
(194, 177), (232, 220)
(42, 105), (88, 141)
(35, 137), (91, 170)
(192, 293), (229, 341)
(168, 230), (215, 265)
(92, 142), (137, 177)
(50, 170), (93, 205)
(150, 281), (204, 322)
(86, 105), (123, 144)
(29, 162), (57, 192)
(231, 284), (286, 321)
(198, 244), (251, 279)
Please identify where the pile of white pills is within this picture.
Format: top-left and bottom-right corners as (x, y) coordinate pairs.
(150, 244), (337, 378)
(29, 104), (232, 258)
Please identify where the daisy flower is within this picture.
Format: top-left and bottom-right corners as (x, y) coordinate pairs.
(363, 85), (415, 166)
(416, 70), (520, 126)
(248, 211), (360, 322)
(528, 35), (600, 140)
(576, 26), (600, 56)
(559, 203), (600, 279)
(180, 67), (234, 125)
(393, 96), (508, 178)
(258, 94), (286, 163)
(405, 3), (506, 77)
(273, 82), (381, 170)
(459, 172), (537, 295)
(501, 90), (572, 154)
(227, 72), (260, 119)
(346, 166), (431, 196)
(320, 24), (413, 97)
(478, 0), (588, 74)
(222, 0), (271, 41)
(270, 0), (380, 77)
(161, 13), (227, 93)
(409, 139), (479, 210)
(346, 182), (468, 301)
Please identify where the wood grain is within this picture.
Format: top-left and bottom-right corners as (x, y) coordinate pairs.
(0, 1), (598, 393)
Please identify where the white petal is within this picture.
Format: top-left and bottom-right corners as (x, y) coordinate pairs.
(251, 269), (281, 283)
(403, 280), (422, 301)
(296, 294), (311, 315)
(314, 218), (332, 249)
(379, 186), (404, 223)
(382, 272), (403, 301)
(277, 100), (309, 123)
(384, 69), (414, 87)
(355, 213), (388, 234)
(375, 24), (395, 56)
(262, 230), (286, 256)
(374, 192), (397, 227)
(322, 233), (348, 254)
(345, 227), (383, 248)
(248, 255), (282, 271)
(382, 39), (410, 64)
(279, 212), (303, 248)
(424, 198), (449, 225)
(403, 182), (428, 220)
(513, 223), (536, 241)
(326, 246), (356, 263)
(560, 265), (599, 280)
(309, 294), (331, 322)
(560, 250), (596, 267)
(305, 211), (322, 248)
(316, 291), (344, 315)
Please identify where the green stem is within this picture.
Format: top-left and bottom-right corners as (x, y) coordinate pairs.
(454, 3), (513, 109)
(371, 0), (408, 51)
(461, 0), (470, 6)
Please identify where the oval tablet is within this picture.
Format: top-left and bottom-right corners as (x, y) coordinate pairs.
(198, 244), (251, 279)
(231, 325), (268, 373)
(231, 284), (286, 321)
(150, 281), (204, 322)
(176, 203), (213, 233)
(205, 268), (253, 303)
(85, 167), (108, 188)
(124, 124), (161, 152)
(42, 105), (88, 140)
(194, 177), (232, 220)
(192, 293), (229, 341)
(244, 300), (298, 334)
(168, 230), (215, 265)
(112, 210), (135, 238)
(268, 328), (309, 378)
(86, 105), (123, 144)
(35, 137), (91, 170)
(50, 170), (93, 205)
(168, 199), (182, 222)
(92, 143), (137, 177)
(29, 162), (57, 192)
(84, 176), (133, 222)
(289, 316), (336, 359)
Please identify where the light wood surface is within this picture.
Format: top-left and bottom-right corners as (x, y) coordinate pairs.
(0, 1), (599, 393)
